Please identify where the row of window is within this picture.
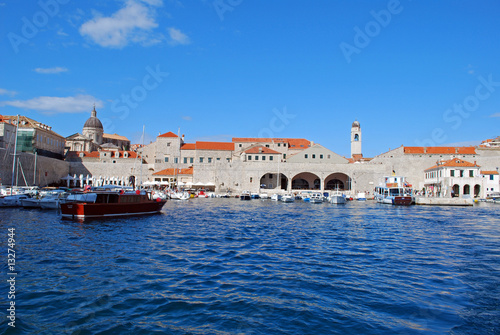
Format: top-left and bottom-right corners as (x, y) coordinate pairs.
(304, 154), (331, 159)
(164, 156), (231, 163)
(426, 169), (477, 179)
(37, 134), (64, 148)
(247, 155), (274, 161)
(238, 143), (287, 148)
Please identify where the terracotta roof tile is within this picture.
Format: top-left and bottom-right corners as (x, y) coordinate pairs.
(481, 170), (499, 175)
(244, 146), (281, 154)
(287, 139), (311, 148)
(153, 167), (193, 176)
(404, 147), (425, 154)
(181, 143), (196, 150)
(425, 158), (480, 171)
(103, 133), (130, 141)
(196, 141), (234, 151)
(404, 146), (477, 154)
(158, 131), (178, 138)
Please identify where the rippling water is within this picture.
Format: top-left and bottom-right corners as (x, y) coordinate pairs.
(1, 200), (499, 334)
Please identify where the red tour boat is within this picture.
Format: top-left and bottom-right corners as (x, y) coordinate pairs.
(60, 189), (167, 219)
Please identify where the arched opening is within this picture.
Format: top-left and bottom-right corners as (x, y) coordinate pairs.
(259, 173), (288, 190)
(324, 173), (351, 191)
(452, 184), (460, 197)
(474, 184), (481, 198)
(354, 134), (359, 141)
(292, 172), (320, 190)
(463, 184), (470, 195)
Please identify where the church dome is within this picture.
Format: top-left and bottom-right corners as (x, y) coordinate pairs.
(352, 120), (360, 128)
(83, 107), (103, 130)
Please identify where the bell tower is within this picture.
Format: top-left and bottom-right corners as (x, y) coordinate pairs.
(351, 120), (362, 157)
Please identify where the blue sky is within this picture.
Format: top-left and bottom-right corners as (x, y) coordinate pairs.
(1, 0), (499, 157)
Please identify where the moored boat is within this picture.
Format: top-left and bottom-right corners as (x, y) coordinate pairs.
(240, 191), (251, 200)
(309, 192), (323, 203)
(281, 194), (295, 203)
(329, 190), (346, 204)
(374, 175), (414, 206)
(60, 189), (166, 219)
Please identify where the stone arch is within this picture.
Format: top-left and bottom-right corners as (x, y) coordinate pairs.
(452, 184), (460, 197)
(324, 172), (351, 191)
(474, 184), (481, 198)
(259, 172), (288, 190)
(463, 184), (470, 195)
(292, 172), (321, 190)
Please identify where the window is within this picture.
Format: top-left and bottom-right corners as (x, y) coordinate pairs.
(164, 157), (169, 162)
(255, 156), (259, 160)
(248, 155), (251, 161)
(283, 154), (286, 159)
(270, 156), (273, 161)
(305, 154), (308, 158)
(167, 142), (171, 147)
(226, 158), (231, 162)
(469, 170), (474, 177)
(208, 157), (212, 163)
(320, 154), (323, 159)
(269, 174), (273, 179)
(184, 157), (188, 164)
(278, 143), (281, 147)
(174, 158), (178, 164)
(250, 177), (253, 183)
(460, 170), (464, 177)
(200, 157), (204, 163)
(266, 144), (269, 148)
(112, 160), (116, 163)
(216, 158), (221, 161)
(239, 144), (242, 147)
(451, 170), (455, 177)
(262, 156), (266, 161)
(284, 143), (287, 147)
(328, 155), (331, 159)
(312, 154), (316, 159)
(490, 175), (494, 181)
(190, 158), (194, 163)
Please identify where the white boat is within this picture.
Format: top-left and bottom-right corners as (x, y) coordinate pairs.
(1, 193), (31, 207)
(260, 193), (269, 200)
(250, 192), (260, 199)
(299, 191), (312, 202)
(240, 191), (251, 200)
(309, 192), (323, 203)
(356, 192), (366, 201)
(21, 197), (42, 208)
(170, 191), (190, 200)
(374, 176), (414, 205)
(271, 194), (282, 201)
(329, 190), (346, 204)
(281, 194), (295, 202)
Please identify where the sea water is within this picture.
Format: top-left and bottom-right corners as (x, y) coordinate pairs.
(0, 199), (499, 334)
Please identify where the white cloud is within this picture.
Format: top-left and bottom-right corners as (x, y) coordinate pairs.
(490, 113), (500, 118)
(0, 88), (17, 97)
(34, 67), (68, 74)
(168, 27), (190, 45)
(181, 115), (192, 121)
(0, 94), (103, 115)
(79, 0), (162, 48)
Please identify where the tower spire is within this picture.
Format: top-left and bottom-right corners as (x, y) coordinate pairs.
(91, 104), (97, 118)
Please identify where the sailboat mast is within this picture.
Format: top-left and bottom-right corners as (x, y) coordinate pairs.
(11, 115), (19, 187)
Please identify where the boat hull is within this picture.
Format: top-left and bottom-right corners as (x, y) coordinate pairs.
(393, 196), (414, 206)
(329, 196), (346, 204)
(60, 200), (166, 219)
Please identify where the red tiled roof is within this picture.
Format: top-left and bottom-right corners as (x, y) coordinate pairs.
(244, 146), (281, 154)
(181, 143), (196, 150)
(153, 167), (193, 176)
(158, 131), (178, 138)
(425, 158), (480, 171)
(481, 170), (499, 175)
(232, 137), (311, 148)
(196, 141), (234, 151)
(404, 146), (476, 154)
(404, 147), (426, 154)
(233, 138), (285, 143)
(288, 139), (311, 148)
